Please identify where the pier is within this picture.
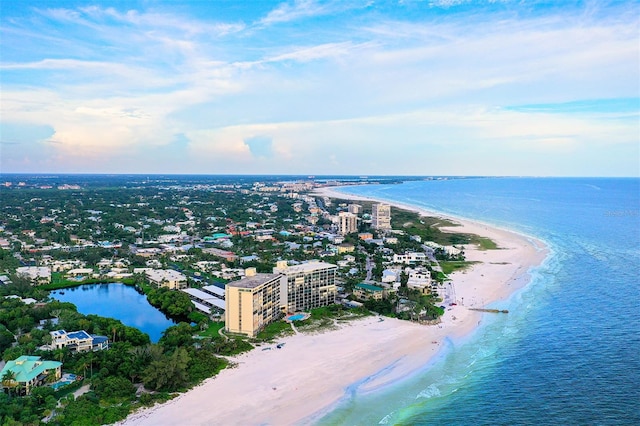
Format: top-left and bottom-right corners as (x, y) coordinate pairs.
(469, 308), (509, 314)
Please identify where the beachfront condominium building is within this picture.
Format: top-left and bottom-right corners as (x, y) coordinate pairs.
(336, 211), (358, 235)
(224, 270), (287, 337)
(273, 261), (337, 312)
(372, 203), (391, 230)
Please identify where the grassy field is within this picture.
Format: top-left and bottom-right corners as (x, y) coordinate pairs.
(256, 320), (295, 341)
(198, 321), (225, 338)
(439, 261), (480, 275)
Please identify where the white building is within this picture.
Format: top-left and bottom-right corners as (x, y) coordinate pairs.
(393, 252), (427, 264)
(16, 266), (51, 285)
(406, 267), (432, 294)
(50, 330), (109, 353)
(371, 204), (391, 230)
(138, 269), (188, 290)
(273, 260), (337, 312)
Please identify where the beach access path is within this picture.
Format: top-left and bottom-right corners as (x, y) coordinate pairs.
(120, 186), (548, 426)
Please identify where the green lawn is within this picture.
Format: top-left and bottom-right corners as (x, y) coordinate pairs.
(198, 321), (225, 338)
(471, 236), (499, 250)
(439, 261), (479, 275)
(256, 320), (294, 341)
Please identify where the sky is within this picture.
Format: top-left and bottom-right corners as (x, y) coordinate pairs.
(1, 0), (638, 176)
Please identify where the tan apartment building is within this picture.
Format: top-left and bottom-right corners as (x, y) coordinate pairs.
(371, 203), (392, 230)
(224, 271), (286, 337)
(336, 212), (358, 235)
(273, 261), (337, 312)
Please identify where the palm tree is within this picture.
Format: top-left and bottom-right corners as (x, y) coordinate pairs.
(2, 370), (18, 396)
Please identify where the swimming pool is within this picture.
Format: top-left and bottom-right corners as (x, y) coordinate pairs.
(51, 380), (73, 390)
(287, 314), (306, 321)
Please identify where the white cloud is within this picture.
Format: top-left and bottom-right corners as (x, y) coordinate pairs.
(1, 2), (638, 175)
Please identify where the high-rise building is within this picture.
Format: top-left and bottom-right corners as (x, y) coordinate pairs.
(224, 270), (286, 337)
(336, 211), (358, 235)
(372, 203), (391, 230)
(273, 261), (337, 312)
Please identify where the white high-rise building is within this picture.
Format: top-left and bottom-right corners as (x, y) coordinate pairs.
(372, 203), (391, 230)
(273, 261), (337, 312)
(336, 211), (358, 235)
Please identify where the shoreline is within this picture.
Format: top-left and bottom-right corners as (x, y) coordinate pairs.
(120, 185), (549, 426)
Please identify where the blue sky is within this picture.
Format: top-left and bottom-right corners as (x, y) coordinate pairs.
(1, 0), (638, 176)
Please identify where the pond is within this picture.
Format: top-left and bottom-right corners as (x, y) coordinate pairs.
(50, 283), (177, 342)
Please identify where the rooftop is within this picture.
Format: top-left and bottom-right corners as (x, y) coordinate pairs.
(226, 273), (281, 289)
(355, 283), (384, 292)
(1, 355), (61, 384)
(277, 261), (337, 274)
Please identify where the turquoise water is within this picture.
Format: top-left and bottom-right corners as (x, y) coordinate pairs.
(51, 283), (176, 342)
(318, 178), (640, 425)
(288, 314), (306, 321)
(51, 380), (73, 390)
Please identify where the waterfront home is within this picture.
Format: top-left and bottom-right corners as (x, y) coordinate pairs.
(50, 330), (109, 353)
(1, 356), (61, 395)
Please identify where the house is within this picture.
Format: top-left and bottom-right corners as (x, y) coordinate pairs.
(353, 283), (385, 301)
(337, 243), (355, 254)
(393, 252), (427, 265)
(406, 268), (432, 294)
(50, 330), (109, 353)
(381, 268), (401, 283)
(0, 356), (62, 395)
(358, 232), (373, 241)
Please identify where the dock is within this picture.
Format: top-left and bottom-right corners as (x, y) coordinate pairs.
(469, 308), (509, 314)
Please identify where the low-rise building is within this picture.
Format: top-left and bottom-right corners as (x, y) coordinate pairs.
(406, 268), (432, 294)
(393, 252), (427, 265)
(353, 283), (385, 301)
(0, 356), (62, 395)
(141, 269), (188, 290)
(15, 266), (51, 285)
(337, 243), (355, 254)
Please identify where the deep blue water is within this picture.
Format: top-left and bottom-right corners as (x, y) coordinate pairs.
(51, 283), (176, 342)
(318, 178), (640, 425)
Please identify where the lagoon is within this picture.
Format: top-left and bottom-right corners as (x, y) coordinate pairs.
(50, 283), (176, 342)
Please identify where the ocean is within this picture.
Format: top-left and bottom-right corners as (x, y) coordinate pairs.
(317, 178), (640, 426)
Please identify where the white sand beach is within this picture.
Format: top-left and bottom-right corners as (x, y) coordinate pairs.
(120, 186), (548, 426)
